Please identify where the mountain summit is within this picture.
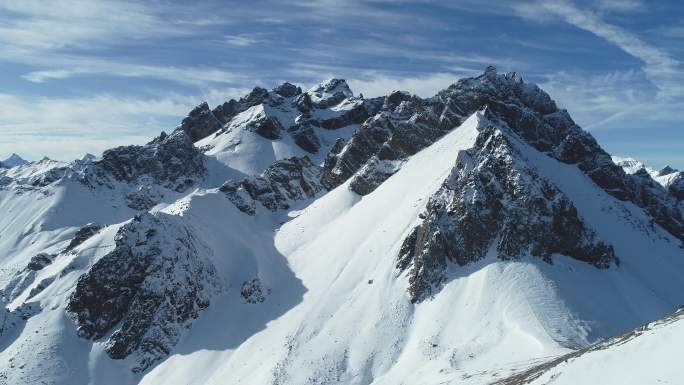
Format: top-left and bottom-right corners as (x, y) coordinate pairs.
(0, 153), (29, 168)
(1, 68), (683, 385)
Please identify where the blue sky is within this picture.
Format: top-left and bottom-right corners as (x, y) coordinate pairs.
(1, 0), (683, 168)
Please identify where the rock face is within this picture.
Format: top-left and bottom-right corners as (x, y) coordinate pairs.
(200, 79), (382, 158)
(220, 156), (325, 215)
(178, 102), (223, 142)
(64, 223), (101, 252)
(26, 253), (54, 271)
(93, 130), (204, 191)
(322, 91), (461, 191)
(670, 174), (684, 201)
(323, 67), (684, 246)
(397, 119), (617, 302)
(241, 278), (269, 304)
(66, 212), (219, 372)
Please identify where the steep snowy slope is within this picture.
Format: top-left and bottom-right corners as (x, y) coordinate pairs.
(2, 68), (684, 385)
(495, 308), (684, 385)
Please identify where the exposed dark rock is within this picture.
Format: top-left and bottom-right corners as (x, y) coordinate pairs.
(398, 123), (617, 303)
(384, 91), (413, 110)
(244, 87), (270, 106)
(668, 174), (684, 201)
(319, 102), (370, 130)
(221, 156), (324, 214)
(87, 130), (205, 192)
(248, 115), (283, 140)
(349, 157), (401, 195)
(125, 185), (163, 210)
(30, 166), (68, 187)
(66, 212), (218, 372)
(212, 99), (240, 124)
(322, 97), (453, 193)
(64, 223), (101, 252)
(322, 66), (684, 245)
(178, 102), (223, 142)
(296, 93), (313, 114)
(26, 253), (54, 271)
(241, 278), (269, 304)
(274, 82), (302, 98)
(288, 120), (321, 154)
(658, 166), (678, 176)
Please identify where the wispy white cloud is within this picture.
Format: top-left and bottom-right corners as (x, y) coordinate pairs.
(0, 0), (181, 51)
(223, 34), (264, 47)
(346, 71), (476, 97)
(531, 1), (683, 96)
(21, 61), (244, 86)
(594, 0), (644, 12)
(0, 93), (194, 161)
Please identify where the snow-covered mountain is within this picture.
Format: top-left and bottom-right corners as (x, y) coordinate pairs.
(613, 155), (684, 201)
(0, 153), (29, 168)
(1, 67), (684, 385)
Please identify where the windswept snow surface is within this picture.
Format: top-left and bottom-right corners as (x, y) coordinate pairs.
(2, 112), (684, 385)
(496, 308), (684, 385)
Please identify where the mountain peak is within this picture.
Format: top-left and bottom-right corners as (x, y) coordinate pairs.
(1, 153), (29, 168)
(658, 165), (678, 176)
(306, 78), (353, 106)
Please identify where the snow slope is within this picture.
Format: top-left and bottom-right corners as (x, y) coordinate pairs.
(496, 308), (684, 385)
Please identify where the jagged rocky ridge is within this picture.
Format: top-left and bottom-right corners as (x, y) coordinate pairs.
(0, 130), (206, 211)
(397, 113), (617, 302)
(186, 78), (381, 155)
(66, 212), (219, 372)
(85, 130), (205, 192)
(323, 67), (684, 245)
(220, 156), (325, 215)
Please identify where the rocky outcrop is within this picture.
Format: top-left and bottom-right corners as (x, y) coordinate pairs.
(322, 92), (458, 192)
(66, 212), (219, 372)
(248, 115), (283, 140)
(86, 130), (205, 193)
(397, 122), (617, 303)
(64, 223), (101, 252)
(220, 156), (324, 215)
(177, 102), (223, 142)
(288, 119), (321, 154)
(26, 253), (54, 271)
(323, 67), (684, 246)
(274, 82), (302, 98)
(669, 174), (684, 201)
(241, 278), (269, 304)
(318, 101), (372, 130)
